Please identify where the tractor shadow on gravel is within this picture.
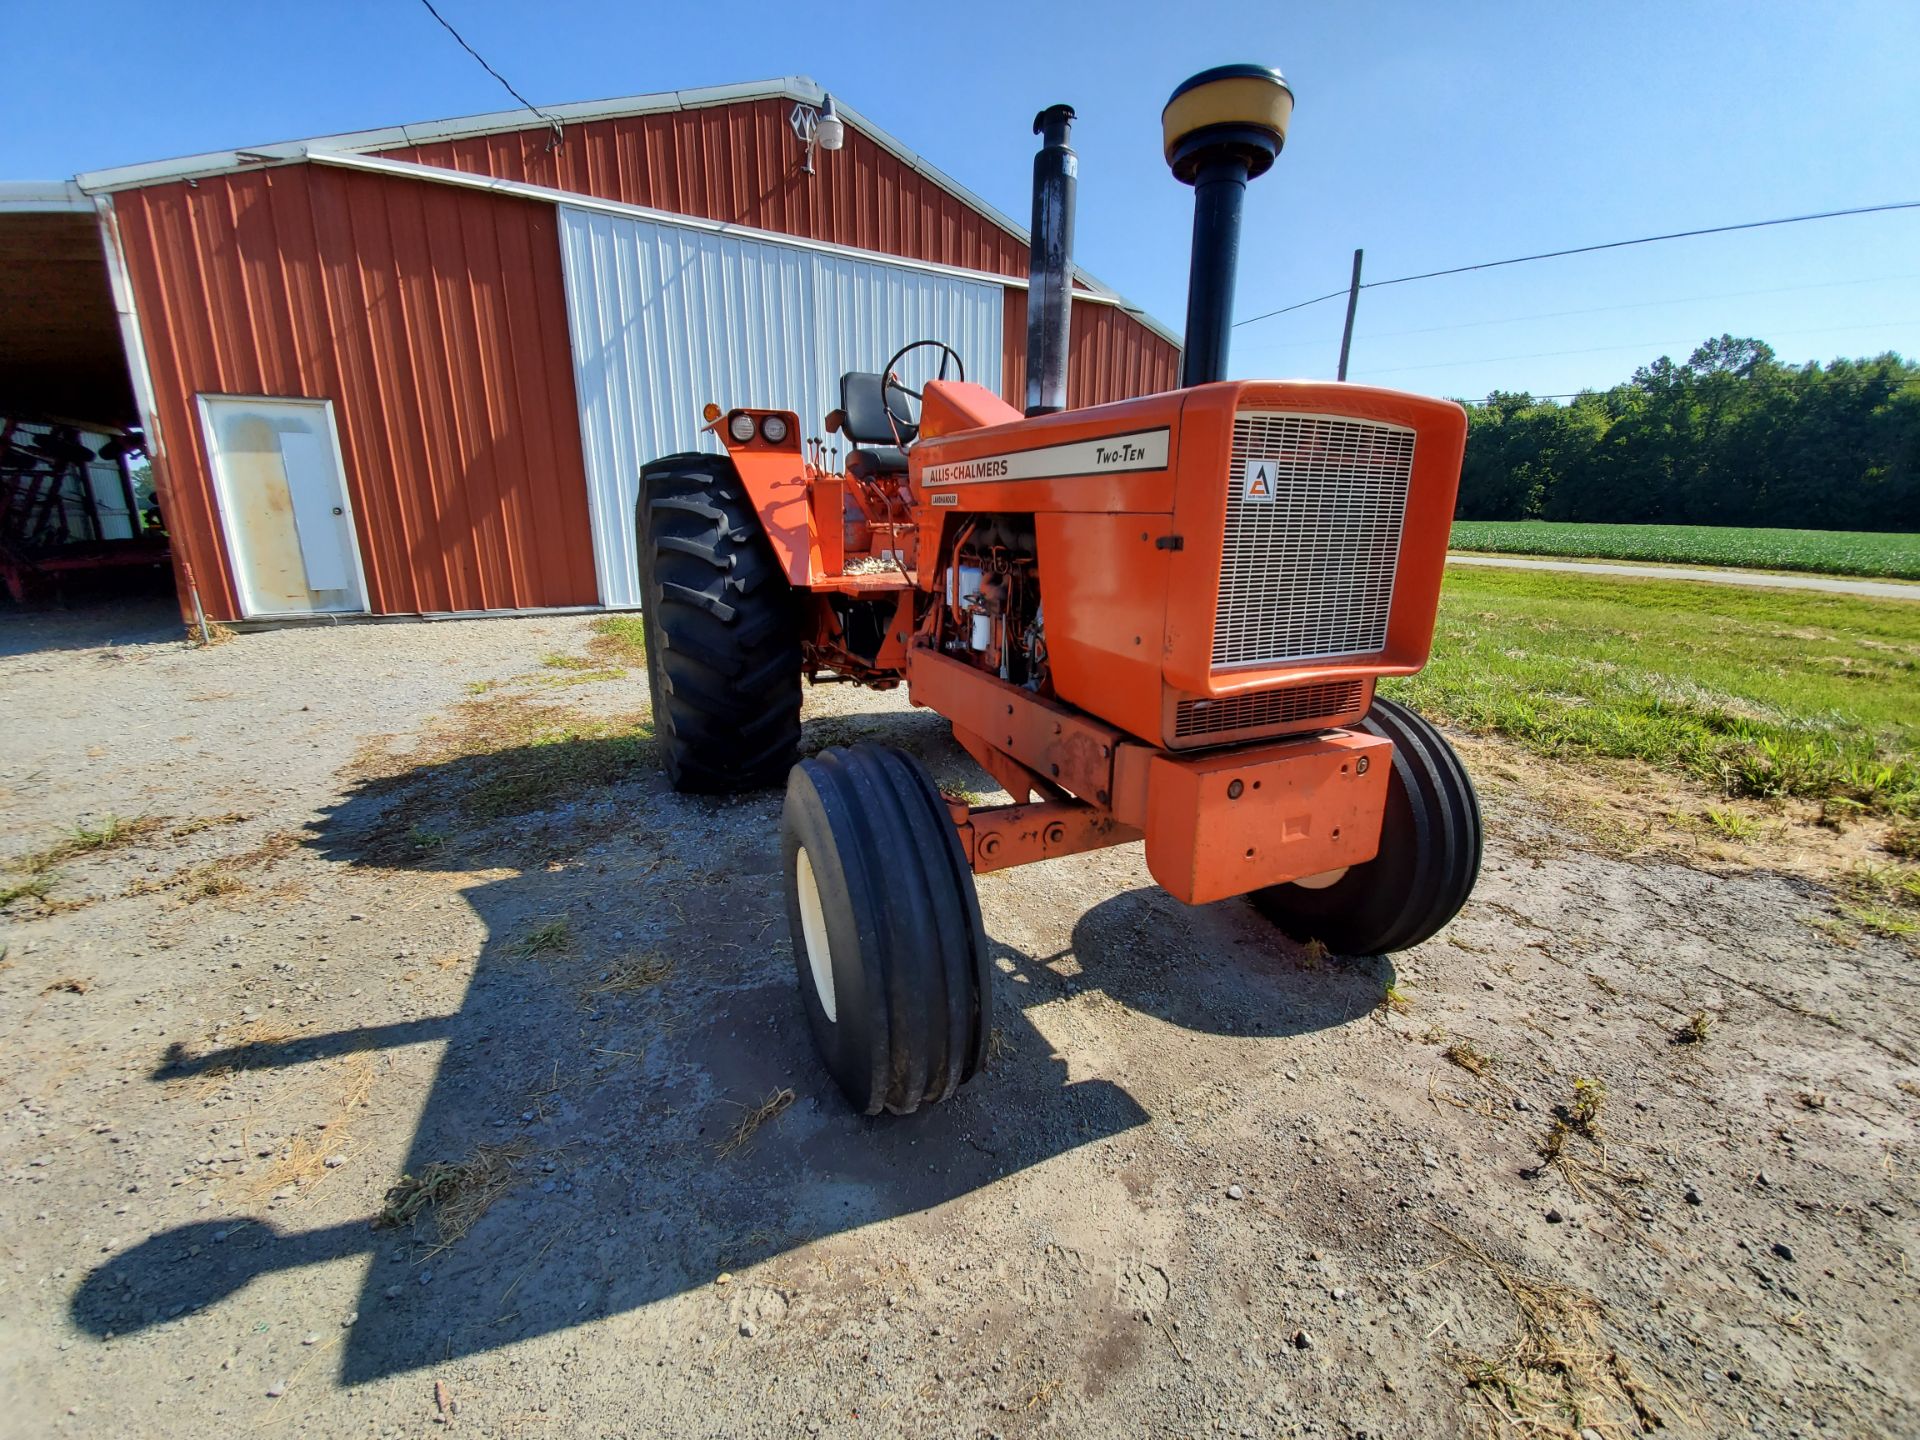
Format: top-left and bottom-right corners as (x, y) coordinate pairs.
(72, 716), (1389, 1385)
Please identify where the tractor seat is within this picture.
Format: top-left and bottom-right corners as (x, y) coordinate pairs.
(838, 371), (917, 445)
(846, 445), (908, 481)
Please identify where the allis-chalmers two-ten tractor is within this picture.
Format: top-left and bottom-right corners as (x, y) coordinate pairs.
(634, 64), (1482, 1114)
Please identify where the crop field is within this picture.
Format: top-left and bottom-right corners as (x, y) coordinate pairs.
(1386, 564), (1920, 822)
(1449, 519), (1920, 581)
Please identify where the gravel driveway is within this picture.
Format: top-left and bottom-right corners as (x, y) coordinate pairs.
(1, 602), (1915, 1438)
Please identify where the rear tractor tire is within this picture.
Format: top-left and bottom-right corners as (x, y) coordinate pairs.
(1251, 697), (1481, 956)
(635, 452), (801, 793)
(781, 744), (991, 1115)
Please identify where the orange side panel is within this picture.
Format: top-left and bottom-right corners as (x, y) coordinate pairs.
(1114, 730), (1394, 905)
(113, 164), (598, 621)
(1033, 512), (1174, 744)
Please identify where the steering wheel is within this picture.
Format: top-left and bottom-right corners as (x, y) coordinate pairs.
(880, 340), (966, 423)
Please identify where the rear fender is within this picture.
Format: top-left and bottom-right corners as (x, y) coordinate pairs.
(716, 408), (815, 584)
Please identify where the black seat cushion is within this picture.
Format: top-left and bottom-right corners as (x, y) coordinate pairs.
(846, 445), (909, 481)
(839, 371), (918, 444)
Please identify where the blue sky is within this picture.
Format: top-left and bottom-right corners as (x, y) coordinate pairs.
(10, 1), (1918, 400)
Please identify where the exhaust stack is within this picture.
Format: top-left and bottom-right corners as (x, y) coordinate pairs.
(1163, 65), (1294, 387)
(1024, 104), (1078, 416)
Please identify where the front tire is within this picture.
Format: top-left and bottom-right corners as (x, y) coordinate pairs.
(1250, 697), (1481, 955)
(635, 452), (801, 793)
(781, 744), (990, 1115)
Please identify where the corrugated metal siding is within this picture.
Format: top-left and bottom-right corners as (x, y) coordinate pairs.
(112, 164), (598, 619)
(379, 100), (1172, 389)
(381, 100), (1037, 281)
(561, 206), (1003, 607)
(1001, 287), (1182, 409)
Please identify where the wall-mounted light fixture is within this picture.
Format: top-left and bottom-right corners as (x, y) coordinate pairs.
(789, 94), (845, 176)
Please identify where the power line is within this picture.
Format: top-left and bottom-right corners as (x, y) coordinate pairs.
(1351, 317), (1918, 380)
(1236, 273), (1920, 355)
(417, 0), (563, 144)
(1460, 393), (1588, 404)
(1234, 200), (1920, 329)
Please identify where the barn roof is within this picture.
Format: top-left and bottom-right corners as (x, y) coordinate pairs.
(69, 76), (1151, 315)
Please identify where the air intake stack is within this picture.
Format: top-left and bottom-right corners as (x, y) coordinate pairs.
(1163, 65), (1294, 388)
(1024, 104), (1078, 416)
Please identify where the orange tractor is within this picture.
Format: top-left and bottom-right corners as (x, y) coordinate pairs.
(634, 65), (1480, 1114)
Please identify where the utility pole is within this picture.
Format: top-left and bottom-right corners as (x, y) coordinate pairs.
(1336, 247), (1364, 381)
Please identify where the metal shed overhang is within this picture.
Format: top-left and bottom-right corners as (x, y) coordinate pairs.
(0, 184), (137, 427)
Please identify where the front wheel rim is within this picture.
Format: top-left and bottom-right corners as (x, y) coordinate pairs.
(795, 846), (837, 1022)
(1290, 866), (1349, 891)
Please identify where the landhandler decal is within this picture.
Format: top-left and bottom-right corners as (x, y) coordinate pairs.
(919, 427), (1170, 487)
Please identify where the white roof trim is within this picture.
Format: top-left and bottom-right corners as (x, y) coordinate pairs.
(72, 78), (812, 193)
(0, 180), (94, 213)
(66, 74), (1177, 345)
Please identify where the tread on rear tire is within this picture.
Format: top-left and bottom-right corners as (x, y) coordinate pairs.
(781, 743), (990, 1115)
(635, 452), (801, 794)
(1250, 697), (1482, 955)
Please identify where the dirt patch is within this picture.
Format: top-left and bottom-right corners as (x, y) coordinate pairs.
(1, 607), (1915, 1437)
(1457, 734), (1920, 954)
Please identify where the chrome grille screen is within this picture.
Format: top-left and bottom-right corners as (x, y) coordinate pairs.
(1214, 413), (1416, 668)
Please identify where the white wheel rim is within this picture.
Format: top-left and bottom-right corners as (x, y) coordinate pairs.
(1290, 866), (1349, 891)
(795, 847), (837, 1023)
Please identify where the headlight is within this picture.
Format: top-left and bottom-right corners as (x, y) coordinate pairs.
(728, 412), (757, 443)
(759, 415), (790, 444)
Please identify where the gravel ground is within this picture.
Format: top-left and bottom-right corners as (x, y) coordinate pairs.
(1, 601), (1916, 1439)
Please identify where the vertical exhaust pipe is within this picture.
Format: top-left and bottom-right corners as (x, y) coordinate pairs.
(1162, 65), (1294, 387)
(1024, 104), (1077, 416)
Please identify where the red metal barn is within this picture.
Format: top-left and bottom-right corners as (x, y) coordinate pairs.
(4, 78), (1178, 623)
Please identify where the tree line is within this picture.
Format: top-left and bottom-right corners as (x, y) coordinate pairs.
(1453, 337), (1920, 531)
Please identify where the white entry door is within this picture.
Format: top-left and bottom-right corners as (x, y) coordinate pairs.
(198, 396), (367, 617)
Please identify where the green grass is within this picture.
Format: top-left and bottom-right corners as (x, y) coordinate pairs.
(0, 872), (58, 908)
(2, 812), (166, 909)
(589, 615), (649, 666)
(516, 916), (573, 958)
(1385, 566), (1920, 816)
(1450, 521), (1920, 582)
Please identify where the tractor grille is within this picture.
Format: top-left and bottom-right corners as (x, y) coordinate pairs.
(1213, 413), (1416, 668)
(1174, 679), (1367, 740)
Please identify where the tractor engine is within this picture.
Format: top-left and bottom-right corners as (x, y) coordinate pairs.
(937, 516), (1045, 690)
